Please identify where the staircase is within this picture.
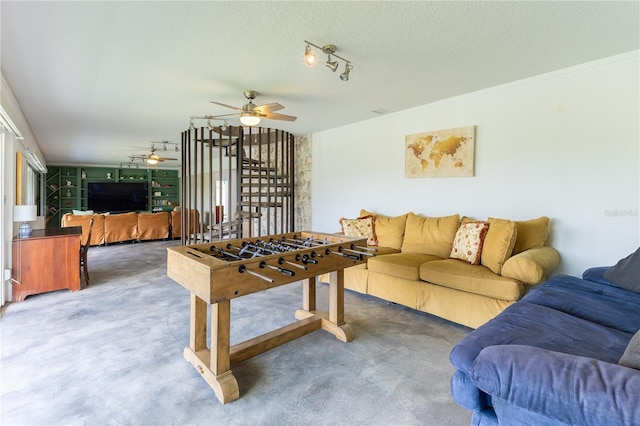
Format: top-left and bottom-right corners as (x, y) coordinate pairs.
(180, 126), (295, 244)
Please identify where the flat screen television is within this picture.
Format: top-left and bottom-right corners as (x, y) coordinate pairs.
(87, 182), (148, 213)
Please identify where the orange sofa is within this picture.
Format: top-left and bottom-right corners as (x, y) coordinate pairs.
(169, 209), (201, 238)
(62, 211), (174, 245)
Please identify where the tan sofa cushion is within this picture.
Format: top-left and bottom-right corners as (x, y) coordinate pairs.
(501, 246), (560, 285)
(481, 217), (517, 274)
(170, 209), (200, 237)
(360, 209), (408, 250)
(368, 252), (442, 281)
(401, 213), (460, 257)
(61, 213), (105, 246)
(420, 259), (526, 301)
(512, 216), (550, 254)
(104, 211), (138, 243)
(138, 212), (170, 240)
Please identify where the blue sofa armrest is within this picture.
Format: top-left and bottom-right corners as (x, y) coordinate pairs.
(469, 345), (640, 425)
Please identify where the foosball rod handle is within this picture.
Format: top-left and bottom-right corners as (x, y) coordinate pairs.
(238, 265), (274, 283)
(325, 248), (360, 261)
(295, 254), (318, 265)
(259, 261), (295, 277)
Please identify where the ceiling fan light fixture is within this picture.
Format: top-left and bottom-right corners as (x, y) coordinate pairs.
(146, 158), (159, 165)
(240, 111), (261, 127)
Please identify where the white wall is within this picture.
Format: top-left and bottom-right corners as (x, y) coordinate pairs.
(312, 52), (640, 277)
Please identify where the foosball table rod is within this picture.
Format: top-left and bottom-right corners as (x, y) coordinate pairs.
(238, 264), (273, 282)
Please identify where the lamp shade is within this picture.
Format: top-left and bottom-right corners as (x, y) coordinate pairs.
(13, 205), (37, 222)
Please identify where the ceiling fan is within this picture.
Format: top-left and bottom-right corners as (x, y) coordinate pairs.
(210, 90), (297, 127)
(129, 141), (178, 165)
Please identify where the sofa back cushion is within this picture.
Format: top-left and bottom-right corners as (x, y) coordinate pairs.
(604, 247), (640, 293)
(619, 329), (640, 370)
(104, 211), (138, 243)
(512, 216), (550, 254)
(401, 212), (459, 258)
(482, 218), (517, 274)
(61, 213), (105, 246)
(360, 209), (408, 250)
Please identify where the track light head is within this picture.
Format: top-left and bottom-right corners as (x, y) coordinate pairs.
(326, 55), (338, 72)
(304, 44), (317, 65)
(340, 63), (353, 81)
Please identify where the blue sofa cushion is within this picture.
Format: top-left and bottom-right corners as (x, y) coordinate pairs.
(521, 274), (640, 334)
(450, 301), (632, 373)
(604, 247), (640, 293)
(470, 345), (640, 426)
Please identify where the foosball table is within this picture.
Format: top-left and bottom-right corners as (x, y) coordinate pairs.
(166, 231), (375, 404)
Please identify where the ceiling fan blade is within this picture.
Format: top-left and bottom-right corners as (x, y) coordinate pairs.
(209, 101), (242, 111)
(254, 103), (284, 114)
(159, 157), (177, 161)
(263, 112), (297, 122)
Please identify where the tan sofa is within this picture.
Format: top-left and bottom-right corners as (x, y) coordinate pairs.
(61, 211), (173, 245)
(169, 209), (201, 238)
(320, 210), (560, 329)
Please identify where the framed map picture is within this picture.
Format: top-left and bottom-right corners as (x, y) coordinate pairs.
(405, 125), (475, 178)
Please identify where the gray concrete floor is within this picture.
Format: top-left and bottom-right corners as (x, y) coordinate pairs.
(1, 240), (471, 425)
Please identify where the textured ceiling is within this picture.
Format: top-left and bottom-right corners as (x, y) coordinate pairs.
(1, 1), (638, 167)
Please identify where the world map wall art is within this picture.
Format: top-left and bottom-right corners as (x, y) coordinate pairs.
(405, 125), (475, 178)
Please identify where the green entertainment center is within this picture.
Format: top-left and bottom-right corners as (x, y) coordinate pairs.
(45, 165), (179, 227)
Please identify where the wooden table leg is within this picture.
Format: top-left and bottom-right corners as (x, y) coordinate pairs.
(295, 270), (354, 342)
(302, 277), (316, 312)
(190, 293), (207, 351)
(183, 296), (239, 404)
(325, 269), (354, 342)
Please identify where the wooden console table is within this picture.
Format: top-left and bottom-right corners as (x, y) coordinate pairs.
(167, 231), (371, 404)
(11, 227), (82, 302)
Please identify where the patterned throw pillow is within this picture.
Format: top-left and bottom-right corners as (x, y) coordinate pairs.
(339, 215), (378, 246)
(450, 222), (490, 265)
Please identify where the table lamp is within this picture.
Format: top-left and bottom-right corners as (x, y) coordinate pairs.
(14, 205), (37, 238)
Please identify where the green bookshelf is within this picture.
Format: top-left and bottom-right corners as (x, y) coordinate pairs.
(46, 166), (180, 227)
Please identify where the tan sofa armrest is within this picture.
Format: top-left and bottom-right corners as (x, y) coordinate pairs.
(501, 246), (560, 285)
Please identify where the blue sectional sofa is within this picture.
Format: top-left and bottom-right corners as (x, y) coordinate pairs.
(449, 263), (640, 425)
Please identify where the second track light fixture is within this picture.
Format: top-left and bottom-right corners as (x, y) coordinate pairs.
(304, 40), (353, 81)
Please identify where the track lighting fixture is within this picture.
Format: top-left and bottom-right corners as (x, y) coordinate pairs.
(189, 115), (233, 130)
(304, 40), (353, 81)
